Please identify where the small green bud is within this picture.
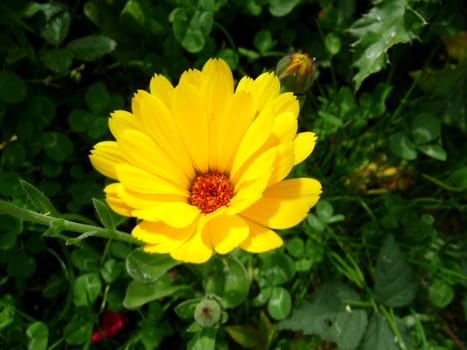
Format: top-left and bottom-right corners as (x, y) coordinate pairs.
(193, 297), (222, 328)
(276, 52), (315, 94)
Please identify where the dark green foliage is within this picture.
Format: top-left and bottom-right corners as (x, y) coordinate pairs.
(0, 0), (466, 349)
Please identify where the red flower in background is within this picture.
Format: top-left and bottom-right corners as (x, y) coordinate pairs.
(91, 310), (124, 343)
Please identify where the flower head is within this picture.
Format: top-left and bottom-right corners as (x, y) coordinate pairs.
(91, 310), (124, 343)
(276, 52), (315, 93)
(194, 297), (222, 327)
(89, 58), (321, 264)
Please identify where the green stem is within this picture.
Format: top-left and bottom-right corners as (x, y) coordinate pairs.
(0, 199), (140, 245)
(421, 173), (464, 192)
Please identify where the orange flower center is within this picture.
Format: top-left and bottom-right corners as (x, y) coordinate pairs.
(190, 172), (233, 213)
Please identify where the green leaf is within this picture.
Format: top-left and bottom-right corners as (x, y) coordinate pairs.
(72, 273), (102, 306)
(260, 251), (296, 286)
(87, 116), (109, 139)
(40, 48), (73, 73)
(171, 6), (213, 53)
(1, 141), (26, 169)
(360, 313), (398, 350)
(389, 132), (417, 160)
(120, 0), (146, 30)
(0, 303), (15, 331)
(187, 327), (217, 350)
(203, 256), (250, 308)
(318, 110), (344, 127)
(7, 251), (36, 278)
(0, 215), (21, 250)
(374, 235), (417, 307)
(278, 283), (368, 350)
(123, 277), (191, 308)
(238, 47), (261, 60)
(126, 248), (180, 282)
(447, 167), (467, 190)
(68, 35), (117, 61)
(267, 286), (292, 320)
(71, 246), (100, 272)
(316, 200), (334, 221)
(85, 82), (110, 114)
(254, 30), (275, 53)
(20, 179), (59, 216)
(216, 48), (239, 70)
(324, 32), (342, 56)
(92, 198), (115, 230)
(26, 321), (48, 350)
(221, 256), (250, 308)
(63, 319), (92, 345)
(417, 144), (447, 161)
(39, 4), (70, 46)
(68, 109), (92, 132)
(349, 0), (426, 89)
(429, 279), (454, 308)
(0, 71), (27, 104)
(175, 298), (202, 319)
(411, 113), (441, 144)
(268, 0), (301, 17)
(224, 325), (261, 349)
(100, 259), (122, 284)
(306, 213), (325, 232)
(42, 132), (74, 162)
(286, 237), (305, 258)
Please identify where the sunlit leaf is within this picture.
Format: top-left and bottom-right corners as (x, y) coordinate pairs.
(349, 0), (426, 89)
(20, 179), (59, 216)
(123, 276), (192, 308)
(126, 248), (180, 282)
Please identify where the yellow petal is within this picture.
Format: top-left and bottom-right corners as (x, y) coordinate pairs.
(240, 178), (322, 229)
(170, 229), (212, 264)
(172, 79), (209, 173)
(133, 220), (195, 250)
(269, 113), (297, 145)
(240, 220), (283, 253)
(108, 110), (139, 139)
(178, 68), (203, 89)
(132, 202), (200, 228)
(115, 163), (188, 197)
(202, 59), (234, 170)
(89, 141), (125, 179)
(232, 147), (276, 196)
(149, 74), (174, 110)
(216, 91), (256, 173)
(118, 187), (186, 210)
(272, 92), (299, 117)
(104, 183), (133, 216)
(268, 142), (295, 185)
(117, 129), (189, 187)
(293, 132), (317, 165)
(252, 72), (280, 112)
(135, 90), (194, 180)
(206, 214), (249, 255)
(230, 104), (275, 176)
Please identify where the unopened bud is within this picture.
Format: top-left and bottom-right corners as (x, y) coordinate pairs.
(276, 52), (315, 94)
(194, 297), (222, 328)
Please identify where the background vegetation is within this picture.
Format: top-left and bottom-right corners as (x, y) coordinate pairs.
(0, 0), (466, 349)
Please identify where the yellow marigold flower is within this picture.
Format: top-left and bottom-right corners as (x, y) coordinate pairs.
(89, 58), (321, 264)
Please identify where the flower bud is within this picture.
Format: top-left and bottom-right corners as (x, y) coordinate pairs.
(193, 297), (222, 328)
(276, 52), (315, 94)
